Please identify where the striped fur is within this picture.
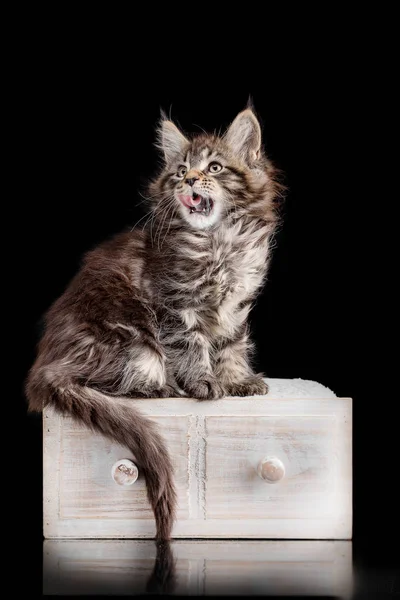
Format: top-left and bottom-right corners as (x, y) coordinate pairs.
(26, 107), (283, 538)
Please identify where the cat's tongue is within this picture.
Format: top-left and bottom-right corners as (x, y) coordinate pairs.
(178, 194), (202, 208)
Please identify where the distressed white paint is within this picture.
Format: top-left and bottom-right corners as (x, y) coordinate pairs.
(43, 378), (352, 539)
(43, 540), (353, 597)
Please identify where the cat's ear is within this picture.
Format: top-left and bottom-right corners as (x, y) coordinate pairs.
(157, 115), (189, 165)
(224, 108), (262, 164)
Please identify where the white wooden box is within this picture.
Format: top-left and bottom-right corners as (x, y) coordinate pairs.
(43, 378), (352, 539)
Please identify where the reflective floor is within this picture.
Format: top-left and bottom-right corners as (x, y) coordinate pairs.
(43, 539), (358, 597)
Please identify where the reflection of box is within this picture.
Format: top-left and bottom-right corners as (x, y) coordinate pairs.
(43, 378), (352, 539)
(43, 540), (353, 596)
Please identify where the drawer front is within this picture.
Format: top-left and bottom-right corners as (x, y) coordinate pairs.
(205, 415), (350, 522)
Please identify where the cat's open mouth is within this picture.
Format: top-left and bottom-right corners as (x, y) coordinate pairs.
(189, 194), (214, 216)
(178, 193), (214, 217)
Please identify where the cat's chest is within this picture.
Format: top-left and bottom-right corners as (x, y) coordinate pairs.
(207, 227), (268, 302)
(197, 227), (269, 338)
(164, 223), (270, 338)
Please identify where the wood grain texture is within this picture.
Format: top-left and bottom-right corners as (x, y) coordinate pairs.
(43, 379), (352, 539)
(43, 540), (353, 597)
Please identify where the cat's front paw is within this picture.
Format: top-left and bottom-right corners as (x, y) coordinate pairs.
(127, 384), (180, 398)
(184, 377), (225, 401)
(226, 376), (269, 397)
(156, 384), (182, 398)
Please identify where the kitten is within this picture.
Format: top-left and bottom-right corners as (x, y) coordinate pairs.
(26, 107), (282, 539)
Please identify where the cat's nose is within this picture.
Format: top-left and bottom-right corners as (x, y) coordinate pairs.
(186, 177), (199, 187)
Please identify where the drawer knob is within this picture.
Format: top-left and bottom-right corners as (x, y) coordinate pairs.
(257, 456), (285, 483)
(111, 459), (139, 486)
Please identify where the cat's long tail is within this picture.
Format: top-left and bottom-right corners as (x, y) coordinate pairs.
(26, 378), (177, 540)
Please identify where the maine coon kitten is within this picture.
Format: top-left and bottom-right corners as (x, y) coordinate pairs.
(26, 107), (282, 539)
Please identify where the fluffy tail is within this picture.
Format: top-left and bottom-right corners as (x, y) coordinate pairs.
(27, 377), (177, 540)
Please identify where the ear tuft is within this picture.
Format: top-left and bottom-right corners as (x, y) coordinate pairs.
(246, 95), (255, 112)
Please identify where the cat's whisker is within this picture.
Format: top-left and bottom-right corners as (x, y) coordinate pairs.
(159, 201), (179, 251)
(136, 194), (176, 241)
(154, 207), (167, 251)
(149, 211), (158, 247)
(161, 206), (178, 250)
(134, 191), (176, 215)
(156, 207), (171, 252)
(134, 195), (153, 208)
(141, 207), (159, 247)
(138, 189), (173, 202)
(150, 199), (174, 248)
(131, 209), (155, 231)
(141, 213), (154, 234)
(155, 198), (177, 252)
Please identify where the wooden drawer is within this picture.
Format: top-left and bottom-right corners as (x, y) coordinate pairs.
(44, 414), (191, 536)
(205, 415), (347, 523)
(44, 378), (352, 539)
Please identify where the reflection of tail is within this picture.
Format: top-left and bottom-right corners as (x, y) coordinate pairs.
(146, 541), (177, 595)
(27, 375), (176, 539)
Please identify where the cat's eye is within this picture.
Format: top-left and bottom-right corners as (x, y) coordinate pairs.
(208, 162), (223, 173)
(176, 166), (187, 178)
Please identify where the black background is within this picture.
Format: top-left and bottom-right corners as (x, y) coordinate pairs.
(17, 23), (397, 598)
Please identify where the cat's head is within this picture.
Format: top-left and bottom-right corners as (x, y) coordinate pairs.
(149, 107), (279, 230)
